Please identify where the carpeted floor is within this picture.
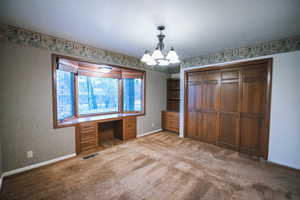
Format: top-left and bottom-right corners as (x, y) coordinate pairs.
(1, 131), (300, 200)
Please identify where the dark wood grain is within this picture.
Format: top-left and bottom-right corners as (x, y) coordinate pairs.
(239, 64), (269, 158)
(184, 58), (272, 159)
(186, 71), (220, 144)
(161, 111), (179, 133)
(218, 69), (240, 150)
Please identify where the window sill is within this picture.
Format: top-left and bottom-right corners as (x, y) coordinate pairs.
(54, 112), (144, 129)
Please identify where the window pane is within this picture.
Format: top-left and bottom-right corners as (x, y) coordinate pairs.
(123, 78), (142, 111)
(56, 70), (75, 120)
(78, 76), (118, 115)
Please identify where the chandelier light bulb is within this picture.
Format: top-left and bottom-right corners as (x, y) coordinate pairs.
(140, 50), (151, 63)
(152, 48), (164, 60)
(147, 57), (157, 65)
(166, 47), (179, 61)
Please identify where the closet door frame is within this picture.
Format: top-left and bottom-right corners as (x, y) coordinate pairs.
(184, 58), (272, 160)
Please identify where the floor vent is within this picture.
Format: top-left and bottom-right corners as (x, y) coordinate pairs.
(82, 153), (98, 160)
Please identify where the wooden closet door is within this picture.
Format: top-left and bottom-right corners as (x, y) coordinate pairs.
(186, 73), (203, 140)
(240, 65), (267, 158)
(201, 71), (220, 144)
(185, 59), (272, 159)
(218, 70), (240, 150)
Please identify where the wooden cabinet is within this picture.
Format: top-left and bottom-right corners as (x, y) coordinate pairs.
(185, 59), (272, 159)
(167, 79), (180, 111)
(76, 122), (98, 154)
(162, 111), (179, 133)
(123, 117), (137, 140)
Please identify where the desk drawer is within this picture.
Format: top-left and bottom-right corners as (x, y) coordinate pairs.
(80, 126), (96, 133)
(81, 133), (97, 143)
(123, 117), (137, 140)
(76, 122), (98, 154)
(80, 140), (97, 152)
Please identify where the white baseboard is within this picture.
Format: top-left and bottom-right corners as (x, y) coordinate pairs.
(137, 129), (162, 138)
(267, 160), (300, 171)
(2, 153), (76, 178)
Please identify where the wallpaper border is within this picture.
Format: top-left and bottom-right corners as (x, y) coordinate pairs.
(1, 23), (299, 74)
(182, 36), (300, 69)
(0, 23), (180, 74)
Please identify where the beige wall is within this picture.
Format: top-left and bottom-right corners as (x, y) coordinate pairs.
(0, 42), (167, 172)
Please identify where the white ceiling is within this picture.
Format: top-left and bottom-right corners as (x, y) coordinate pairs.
(0, 0), (300, 60)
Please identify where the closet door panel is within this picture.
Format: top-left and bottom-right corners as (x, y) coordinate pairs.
(203, 113), (219, 144)
(220, 82), (239, 112)
(196, 112), (204, 140)
(242, 81), (266, 113)
(218, 70), (240, 149)
(187, 84), (196, 110)
(186, 84), (197, 138)
(202, 83), (219, 111)
(186, 73), (203, 139)
(219, 85), (239, 149)
(186, 111), (198, 138)
(240, 66), (267, 157)
(240, 117), (262, 156)
(203, 85), (218, 110)
(201, 71), (220, 144)
(219, 114), (239, 149)
(194, 84), (202, 110)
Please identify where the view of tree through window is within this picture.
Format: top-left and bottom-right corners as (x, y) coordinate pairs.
(54, 57), (145, 125)
(123, 78), (142, 111)
(77, 76), (119, 115)
(56, 70), (75, 120)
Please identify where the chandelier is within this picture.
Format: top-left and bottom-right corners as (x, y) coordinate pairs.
(140, 26), (180, 66)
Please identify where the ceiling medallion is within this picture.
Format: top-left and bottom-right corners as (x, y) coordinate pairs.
(141, 26), (180, 66)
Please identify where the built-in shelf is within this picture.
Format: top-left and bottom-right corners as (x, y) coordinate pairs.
(167, 79), (180, 111)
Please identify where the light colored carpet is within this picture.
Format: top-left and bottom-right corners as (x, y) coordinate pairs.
(1, 131), (300, 200)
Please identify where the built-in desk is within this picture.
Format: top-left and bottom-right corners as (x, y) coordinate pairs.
(72, 113), (139, 154)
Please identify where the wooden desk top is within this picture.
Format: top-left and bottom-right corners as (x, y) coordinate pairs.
(59, 113), (142, 127)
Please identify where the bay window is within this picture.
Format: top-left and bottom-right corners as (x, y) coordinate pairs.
(52, 55), (145, 128)
(78, 76), (119, 115)
(56, 70), (75, 120)
(123, 78), (142, 112)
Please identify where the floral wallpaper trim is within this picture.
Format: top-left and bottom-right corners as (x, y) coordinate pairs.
(0, 23), (180, 74)
(182, 36), (300, 69)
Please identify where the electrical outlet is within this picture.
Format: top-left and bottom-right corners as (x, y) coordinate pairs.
(152, 123), (155, 127)
(27, 151), (33, 158)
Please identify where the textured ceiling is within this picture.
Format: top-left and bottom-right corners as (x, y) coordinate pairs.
(0, 0), (300, 64)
